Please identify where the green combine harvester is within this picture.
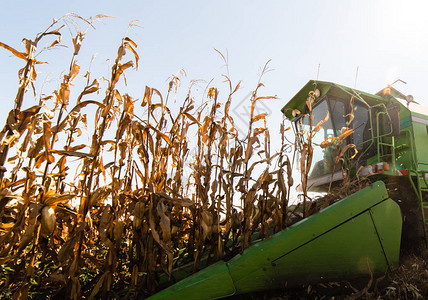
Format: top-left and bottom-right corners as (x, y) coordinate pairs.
(149, 80), (428, 299)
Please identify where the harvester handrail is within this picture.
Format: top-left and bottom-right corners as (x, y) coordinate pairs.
(407, 169), (428, 244)
(375, 108), (396, 169)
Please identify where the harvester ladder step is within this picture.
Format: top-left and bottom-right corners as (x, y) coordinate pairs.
(408, 170), (428, 245)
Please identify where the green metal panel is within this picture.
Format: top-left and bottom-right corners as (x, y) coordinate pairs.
(149, 182), (402, 299)
(227, 182), (389, 281)
(274, 210), (387, 284)
(412, 120), (428, 170)
(400, 116), (412, 129)
(228, 196), (401, 294)
(233, 211), (385, 293)
(369, 199), (402, 269)
(148, 261), (236, 300)
(394, 129), (416, 171)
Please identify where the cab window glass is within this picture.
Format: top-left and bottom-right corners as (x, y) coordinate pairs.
(351, 101), (370, 150)
(328, 98), (347, 138)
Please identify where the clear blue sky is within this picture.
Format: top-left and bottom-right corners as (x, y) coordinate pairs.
(1, 0), (428, 149)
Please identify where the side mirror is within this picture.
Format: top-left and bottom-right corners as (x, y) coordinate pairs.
(387, 103), (401, 136)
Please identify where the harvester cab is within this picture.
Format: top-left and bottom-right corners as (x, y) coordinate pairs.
(282, 80), (428, 244)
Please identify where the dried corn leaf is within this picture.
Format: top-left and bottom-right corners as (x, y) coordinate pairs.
(0, 223), (14, 231)
(201, 210), (213, 240)
(0, 41), (27, 60)
(207, 87), (217, 98)
(244, 136), (259, 163)
(72, 32), (85, 55)
(88, 271), (108, 300)
(99, 205), (114, 248)
(43, 191), (77, 206)
(79, 79), (100, 98)
(157, 201), (171, 243)
(292, 109), (301, 117)
(17, 222), (38, 252)
(123, 39), (139, 69)
(147, 124), (172, 146)
(124, 94), (134, 114)
(58, 232), (80, 264)
(156, 191), (195, 207)
(339, 144), (358, 159)
(313, 111), (329, 134)
(56, 100), (106, 132)
(320, 139), (334, 149)
(52, 149), (94, 158)
(337, 128), (355, 141)
(69, 61), (80, 82)
(142, 86), (152, 107)
(133, 201), (145, 229)
(149, 196), (173, 276)
(252, 113), (266, 122)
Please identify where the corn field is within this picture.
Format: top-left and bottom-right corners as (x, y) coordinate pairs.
(0, 15), (309, 299)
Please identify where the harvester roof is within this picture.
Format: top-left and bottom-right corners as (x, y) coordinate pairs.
(282, 80), (387, 121)
(282, 80), (428, 121)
